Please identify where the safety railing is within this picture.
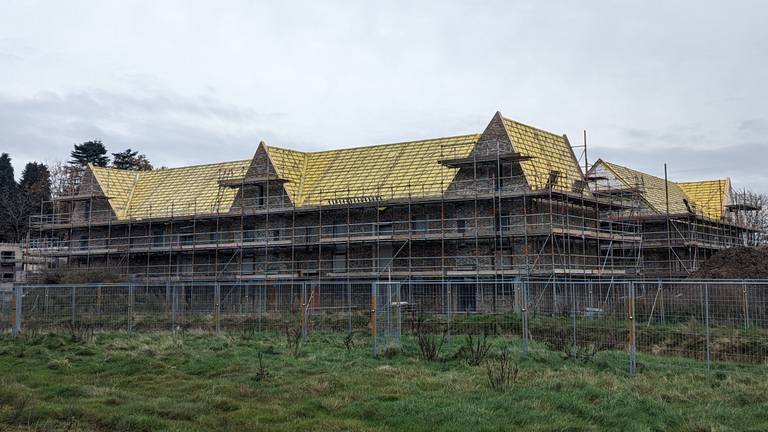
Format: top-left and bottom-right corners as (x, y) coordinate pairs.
(4, 279), (767, 375)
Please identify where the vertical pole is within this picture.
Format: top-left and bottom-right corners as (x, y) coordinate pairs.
(12, 285), (22, 337)
(704, 282), (711, 373)
(371, 282), (377, 354)
(347, 281), (352, 334)
(570, 281), (576, 352)
(658, 279), (665, 323)
(171, 282), (177, 333)
(301, 283), (307, 341)
(128, 283), (135, 334)
(522, 279), (529, 355)
(742, 281), (750, 330)
(214, 283), (221, 336)
(628, 281), (637, 374)
(446, 281), (452, 330)
(71, 286), (76, 327)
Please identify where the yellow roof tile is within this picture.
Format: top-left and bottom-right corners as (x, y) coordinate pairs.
(501, 118), (586, 193)
(266, 134), (479, 206)
(596, 161), (730, 219)
(598, 161), (690, 214)
(678, 179), (730, 219)
(91, 160), (251, 220)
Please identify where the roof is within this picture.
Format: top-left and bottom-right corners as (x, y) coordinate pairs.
(502, 117), (585, 192)
(593, 160), (730, 219)
(90, 160), (251, 219)
(81, 113), (587, 218)
(265, 135), (480, 206)
(678, 179), (730, 219)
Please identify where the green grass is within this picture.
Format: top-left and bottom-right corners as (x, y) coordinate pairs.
(1, 331), (767, 431)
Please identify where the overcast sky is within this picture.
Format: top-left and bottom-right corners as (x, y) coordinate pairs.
(1, 1), (767, 191)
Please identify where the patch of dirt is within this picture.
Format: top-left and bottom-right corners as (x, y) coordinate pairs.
(691, 246), (768, 279)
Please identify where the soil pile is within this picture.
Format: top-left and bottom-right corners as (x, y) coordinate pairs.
(691, 246), (768, 279)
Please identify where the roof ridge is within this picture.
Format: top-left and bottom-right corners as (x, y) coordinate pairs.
(501, 116), (562, 138)
(292, 133), (481, 155)
(677, 179), (728, 185)
(97, 159), (251, 174)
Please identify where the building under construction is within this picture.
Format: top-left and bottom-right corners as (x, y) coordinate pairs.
(25, 112), (761, 298)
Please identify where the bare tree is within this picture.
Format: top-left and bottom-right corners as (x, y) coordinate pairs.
(733, 188), (768, 244)
(47, 160), (83, 199)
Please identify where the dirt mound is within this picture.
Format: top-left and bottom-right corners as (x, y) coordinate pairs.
(691, 246), (768, 279)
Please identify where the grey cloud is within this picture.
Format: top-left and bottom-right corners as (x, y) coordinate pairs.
(0, 89), (286, 168)
(594, 140), (768, 193)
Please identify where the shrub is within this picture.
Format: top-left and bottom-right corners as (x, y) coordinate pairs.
(415, 316), (447, 361)
(486, 350), (518, 391)
(460, 333), (492, 366)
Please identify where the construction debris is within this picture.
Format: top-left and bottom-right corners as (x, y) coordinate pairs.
(691, 246), (768, 279)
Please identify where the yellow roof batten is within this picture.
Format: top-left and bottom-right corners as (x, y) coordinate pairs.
(501, 117), (586, 193)
(595, 160), (731, 219)
(265, 135), (480, 206)
(90, 160), (251, 220)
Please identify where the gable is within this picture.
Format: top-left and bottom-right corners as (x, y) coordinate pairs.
(264, 135), (479, 206)
(90, 160), (251, 220)
(501, 117), (586, 193)
(592, 160), (731, 219)
(678, 179), (730, 219)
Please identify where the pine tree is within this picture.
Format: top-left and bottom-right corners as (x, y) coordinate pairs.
(0, 154), (18, 242)
(111, 148), (153, 171)
(70, 140), (109, 167)
(111, 148), (138, 170)
(0, 153), (15, 196)
(20, 162), (52, 206)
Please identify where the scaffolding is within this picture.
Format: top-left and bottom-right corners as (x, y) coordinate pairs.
(23, 116), (761, 292)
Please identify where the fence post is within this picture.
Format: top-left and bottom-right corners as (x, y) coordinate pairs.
(128, 283), (134, 334)
(742, 281), (750, 330)
(657, 279), (665, 323)
(300, 283), (307, 341)
(628, 281), (637, 375)
(704, 282), (711, 373)
(71, 286), (76, 327)
(570, 281), (577, 352)
(214, 283), (221, 336)
(171, 282), (177, 333)
(371, 282), (377, 355)
(522, 279), (529, 355)
(446, 281), (452, 341)
(347, 281), (352, 334)
(12, 285), (22, 337)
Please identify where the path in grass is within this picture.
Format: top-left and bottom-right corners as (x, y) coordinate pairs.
(1, 332), (767, 431)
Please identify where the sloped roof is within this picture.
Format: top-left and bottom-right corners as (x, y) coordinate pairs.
(678, 179), (730, 219)
(265, 135), (479, 206)
(501, 117), (585, 192)
(90, 167), (138, 219)
(90, 160), (251, 220)
(83, 113), (588, 217)
(594, 160), (730, 219)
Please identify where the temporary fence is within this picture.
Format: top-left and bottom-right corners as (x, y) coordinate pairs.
(2, 279), (767, 374)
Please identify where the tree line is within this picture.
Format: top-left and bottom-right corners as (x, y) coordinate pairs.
(0, 141), (153, 242)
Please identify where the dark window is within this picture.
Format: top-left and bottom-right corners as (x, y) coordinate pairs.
(411, 220), (427, 233)
(255, 185), (265, 206)
(152, 228), (164, 247)
(334, 223), (348, 237)
(378, 222), (393, 235)
(456, 220), (466, 234)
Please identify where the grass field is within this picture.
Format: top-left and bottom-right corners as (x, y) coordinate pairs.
(1, 331), (767, 431)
